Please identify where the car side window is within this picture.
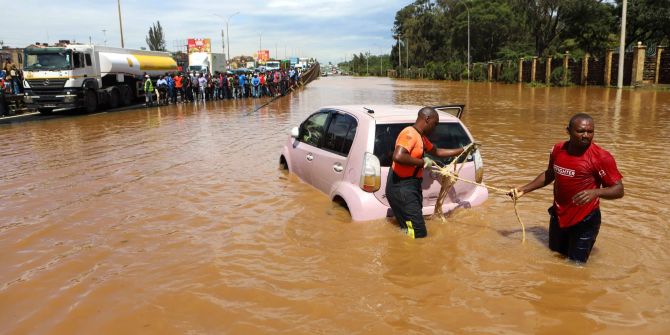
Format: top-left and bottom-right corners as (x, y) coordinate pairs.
(299, 112), (329, 147)
(323, 113), (357, 156)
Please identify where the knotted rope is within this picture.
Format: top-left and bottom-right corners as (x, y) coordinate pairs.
(430, 144), (526, 242)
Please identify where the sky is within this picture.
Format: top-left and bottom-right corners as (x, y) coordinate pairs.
(2, 0), (412, 64)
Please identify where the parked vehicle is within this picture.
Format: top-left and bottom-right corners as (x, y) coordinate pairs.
(265, 60), (280, 71)
(279, 105), (488, 221)
(22, 44), (177, 114)
(187, 52), (226, 75)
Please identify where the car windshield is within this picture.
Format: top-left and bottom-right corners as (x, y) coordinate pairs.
(373, 122), (472, 167)
(24, 49), (72, 71)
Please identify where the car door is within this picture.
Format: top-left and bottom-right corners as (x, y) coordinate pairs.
(311, 112), (358, 194)
(290, 111), (330, 185)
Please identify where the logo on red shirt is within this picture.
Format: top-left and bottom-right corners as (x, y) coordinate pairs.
(553, 164), (575, 177)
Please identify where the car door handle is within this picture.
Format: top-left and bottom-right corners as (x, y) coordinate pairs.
(306, 153), (314, 161)
(333, 163), (343, 172)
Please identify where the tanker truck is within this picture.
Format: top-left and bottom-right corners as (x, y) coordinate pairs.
(22, 44), (178, 114)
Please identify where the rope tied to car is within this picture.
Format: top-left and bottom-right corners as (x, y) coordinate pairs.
(430, 144), (526, 242)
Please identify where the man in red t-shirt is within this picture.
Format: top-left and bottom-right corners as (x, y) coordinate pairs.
(511, 113), (624, 263)
(385, 107), (468, 238)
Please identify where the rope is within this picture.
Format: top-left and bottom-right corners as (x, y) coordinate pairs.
(431, 145), (526, 242)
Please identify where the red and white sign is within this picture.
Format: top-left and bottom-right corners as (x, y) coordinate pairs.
(188, 38), (211, 53)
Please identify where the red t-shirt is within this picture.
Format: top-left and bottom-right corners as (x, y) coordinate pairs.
(391, 126), (434, 178)
(549, 141), (623, 228)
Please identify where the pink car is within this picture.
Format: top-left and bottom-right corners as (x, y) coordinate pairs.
(279, 105), (488, 221)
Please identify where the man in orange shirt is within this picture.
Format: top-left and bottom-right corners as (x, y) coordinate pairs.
(386, 107), (467, 238)
(173, 73), (183, 103)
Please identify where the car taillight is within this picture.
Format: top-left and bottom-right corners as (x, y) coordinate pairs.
(472, 149), (484, 183)
(360, 152), (381, 192)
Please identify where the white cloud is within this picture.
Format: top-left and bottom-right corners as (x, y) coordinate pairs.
(3, 0), (412, 64)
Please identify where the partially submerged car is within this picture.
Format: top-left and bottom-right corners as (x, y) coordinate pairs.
(279, 105), (488, 221)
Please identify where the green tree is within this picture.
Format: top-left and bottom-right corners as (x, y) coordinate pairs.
(616, 0), (670, 48)
(146, 21), (166, 51)
(561, 0), (616, 55)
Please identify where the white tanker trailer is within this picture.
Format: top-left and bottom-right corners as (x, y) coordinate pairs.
(22, 44), (177, 113)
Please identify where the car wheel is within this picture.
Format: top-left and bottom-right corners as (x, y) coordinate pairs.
(279, 156), (289, 171)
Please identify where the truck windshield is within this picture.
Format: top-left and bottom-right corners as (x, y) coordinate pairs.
(24, 49), (72, 71)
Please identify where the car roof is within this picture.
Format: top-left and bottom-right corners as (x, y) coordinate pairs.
(322, 105), (462, 123)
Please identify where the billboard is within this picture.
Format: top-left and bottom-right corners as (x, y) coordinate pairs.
(257, 50), (270, 63)
(188, 38), (211, 53)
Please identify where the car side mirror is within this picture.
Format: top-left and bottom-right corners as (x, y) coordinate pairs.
(290, 126), (299, 138)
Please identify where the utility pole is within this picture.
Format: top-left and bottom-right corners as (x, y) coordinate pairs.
(617, 0), (627, 89)
(397, 36), (402, 74)
(380, 49), (383, 76)
(101, 29), (107, 46)
(117, 0), (125, 48)
(406, 38), (409, 72)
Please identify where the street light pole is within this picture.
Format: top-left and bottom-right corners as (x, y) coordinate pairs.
(617, 0), (627, 89)
(226, 12), (240, 66)
(117, 0), (125, 48)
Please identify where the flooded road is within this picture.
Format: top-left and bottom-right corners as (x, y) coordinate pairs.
(1, 77), (669, 334)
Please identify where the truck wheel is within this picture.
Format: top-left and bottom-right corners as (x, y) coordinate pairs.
(109, 89), (120, 109)
(84, 90), (98, 113)
(120, 86), (133, 106)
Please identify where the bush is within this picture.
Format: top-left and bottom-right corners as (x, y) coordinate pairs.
(472, 63), (487, 81)
(499, 63), (517, 83)
(550, 66), (572, 86)
(425, 61), (446, 80)
(446, 60), (465, 80)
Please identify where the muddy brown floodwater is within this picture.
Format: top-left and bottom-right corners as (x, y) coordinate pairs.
(1, 77), (669, 334)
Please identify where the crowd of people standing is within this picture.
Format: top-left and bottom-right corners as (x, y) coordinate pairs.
(143, 67), (306, 107)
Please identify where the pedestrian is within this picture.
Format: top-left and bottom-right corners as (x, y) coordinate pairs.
(0, 76), (8, 117)
(232, 74), (239, 99)
(238, 72), (246, 98)
(259, 72), (267, 97)
(191, 72), (199, 101)
(510, 113), (624, 263)
(251, 73), (260, 98)
(165, 72), (175, 103)
(143, 75), (154, 107)
(198, 74), (207, 102)
(173, 72), (183, 103)
(385, 107), (469, 238)
(273, 70), (281, 96)
(156, 75), (168, 105)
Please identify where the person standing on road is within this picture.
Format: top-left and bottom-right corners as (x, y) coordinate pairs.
(386, 107), (467, 239)
(510, 113), (624, 263)
(143, 75), (154, 107)
(173, 73), (183, 103)
(198, 74), (207, 102)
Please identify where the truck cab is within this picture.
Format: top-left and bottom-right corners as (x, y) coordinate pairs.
(23, 45), (98, 113)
